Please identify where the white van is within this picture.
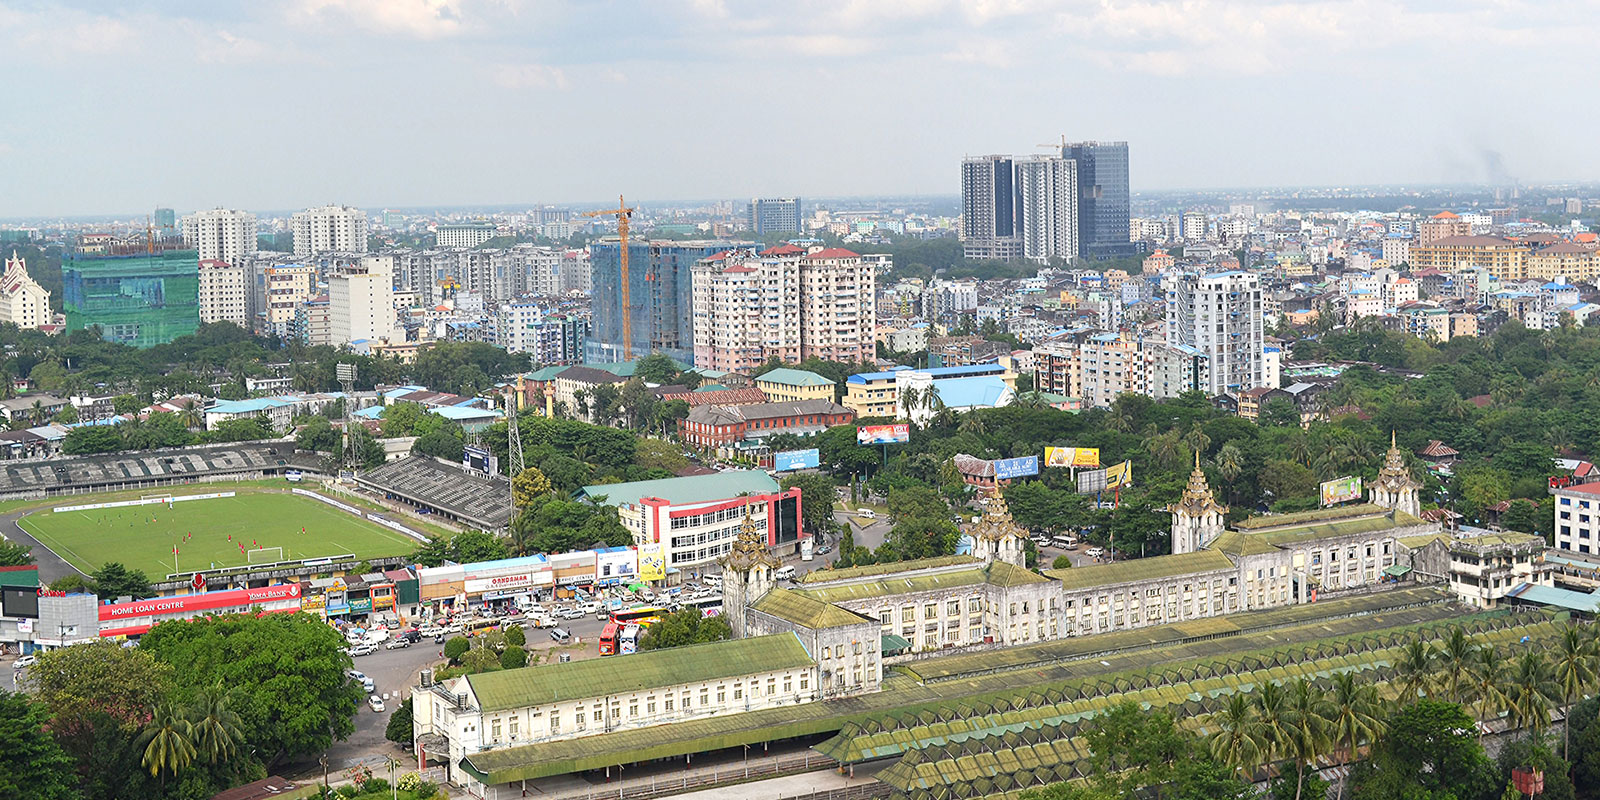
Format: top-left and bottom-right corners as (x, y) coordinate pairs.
(705, 574), (724, 589)
(550, 627), (572, 643)
(857, 508), (875, 519)
(775, 565), (797, 581)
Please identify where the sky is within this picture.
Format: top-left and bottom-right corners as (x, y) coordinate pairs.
(1, 0), (1594, 218)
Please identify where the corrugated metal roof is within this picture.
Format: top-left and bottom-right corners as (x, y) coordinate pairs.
(580, 470), (780, 507)
(466, 632), (814, 711)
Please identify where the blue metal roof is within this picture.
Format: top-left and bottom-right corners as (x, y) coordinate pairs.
(929, 375), (1011, 408)
(849, 364), (1006, 383)
(1505, 582), (1600, 613)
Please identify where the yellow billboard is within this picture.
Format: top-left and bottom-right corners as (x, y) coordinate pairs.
(1105, 460), (1133, 489)
(637, 543), (666, 582)
(1044, 446), (1101, 468)
(1320, 476), (1363, 507)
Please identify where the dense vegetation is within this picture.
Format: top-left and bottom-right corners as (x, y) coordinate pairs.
(1022, 620), (1600, 800)
(2, 614), (363, 800)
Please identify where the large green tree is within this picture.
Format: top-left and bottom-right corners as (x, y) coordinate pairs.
(0, 539), (34, 566)
(781, 472), (839, 536)
(90, 562), (154, 600)
(138, 612), (363, 766)
(638, 608), (733, 651)
(0, 690), (81, 800)
(1348, 699), (1497, 800)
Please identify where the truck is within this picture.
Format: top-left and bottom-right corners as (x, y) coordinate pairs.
(800, 538), (815, 562)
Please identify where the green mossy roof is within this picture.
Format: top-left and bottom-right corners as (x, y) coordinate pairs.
(466, 633), (813, 711)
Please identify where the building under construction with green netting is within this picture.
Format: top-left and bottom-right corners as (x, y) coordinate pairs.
(63, 248), (200, 347)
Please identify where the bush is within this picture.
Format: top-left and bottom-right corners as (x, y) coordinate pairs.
(500, 647), (528, 669)
(1051, 555), (1072, 569)
(504, 625), (526, 647)
(443, 636), (470, 663)
(359, 778), (388, 795)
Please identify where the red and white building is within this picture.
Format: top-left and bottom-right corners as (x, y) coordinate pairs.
(98, 583), (303, 638)
(679, 399), (853, 449)
(584, 471), (805, 573)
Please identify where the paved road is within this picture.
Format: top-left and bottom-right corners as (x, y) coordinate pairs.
(1, 504), (85, 585)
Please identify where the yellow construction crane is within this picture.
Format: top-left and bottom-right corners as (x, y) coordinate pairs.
(582, 195), (636, 360)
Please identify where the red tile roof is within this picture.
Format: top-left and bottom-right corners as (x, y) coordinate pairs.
(1432, 211), (1461, 219)
(703, 251), (730, 261)
(803, 247), (860, 260)
(761, 244), (806, 256)
(1418, 440), (1459, 458)
(1557, 480), (1600, 496)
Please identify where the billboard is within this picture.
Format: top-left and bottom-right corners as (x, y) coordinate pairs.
(463, 446), (497, 476)
(1320, 476), (1363, 507)
(637, 544), (666, 582)
(1044, 446), (1101, 468)
(774, 449), (821, 471)
(1106, 460), (1133, 490)
(993, 456), (1040, 480)
(857, 424), (910, 445)
(1076, 461), (1132, 494)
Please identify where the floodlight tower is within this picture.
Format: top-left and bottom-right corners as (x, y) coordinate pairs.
(336, 362), (358, 470)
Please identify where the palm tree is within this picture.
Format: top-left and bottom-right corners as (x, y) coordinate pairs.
(1506, 650), (1558, 733)
(1436, 627), (1478, 705)
(898, 386), (921, 420)
(1286, 434), (1312, 467)
(1106, 407), (1134, 433)
(1394, 639), (1437, 702)
(1326, 673), (1384, 800)
(958, 413), (988, 436)
(187, 686), (244, 765)
(1552, 625), (1596, 759)
(139, 702), (196, 782)
(1014, 391), (1049, 410)
(573, 389), (589, 420)
(1205, 693), (1264, 780)
(923, 384), (944, 414)
(178, 398), (204, 430)
(1215, 443), (1245, 484)
(1253, 682), (1293, 782)
(1146, 431), (1184, 472)
(1183, 423), (1212, 457)
(1284, 679), (1332, 800)
(1471, 644), (1511, 739)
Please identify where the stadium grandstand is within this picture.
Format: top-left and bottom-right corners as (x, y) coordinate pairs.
(0, 442), (319, 501)
(355, 455), (513, 530)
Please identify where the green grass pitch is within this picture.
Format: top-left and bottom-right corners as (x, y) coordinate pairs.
(18, 491), (418, 577)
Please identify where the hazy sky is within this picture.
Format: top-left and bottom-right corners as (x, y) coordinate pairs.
(2, 0), (1591, 218)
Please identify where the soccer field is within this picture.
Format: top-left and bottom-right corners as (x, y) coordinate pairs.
(18, 491), (418, 577)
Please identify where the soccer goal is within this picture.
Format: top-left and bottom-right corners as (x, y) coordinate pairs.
(246, 547), (285, 565)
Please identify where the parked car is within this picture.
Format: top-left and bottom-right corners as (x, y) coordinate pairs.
(550, 627), (572, 643)
(384, 638), (410, 650)
(368, 695), (385, 713)
(350, 643), (378, 657)
(559, 608), (584, 620)
(581, 602), (600, 614)
(417, 624), (443, 637)
(1085, 547), (1105, 559)
(347, 670), (374, 692)
(14, 654), (37, 669)
(816, 544), (832, 555)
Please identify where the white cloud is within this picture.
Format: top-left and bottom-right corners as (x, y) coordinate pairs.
(492, 63), (570, 90)
(0, 5), (141, 57)
(288, 0), (467, 39)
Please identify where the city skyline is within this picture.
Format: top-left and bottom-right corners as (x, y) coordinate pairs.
(3, 0), (1594, 217)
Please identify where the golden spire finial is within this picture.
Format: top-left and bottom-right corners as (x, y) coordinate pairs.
(1391, 430), (1397, 448)
(1194, 449), (1201, 470)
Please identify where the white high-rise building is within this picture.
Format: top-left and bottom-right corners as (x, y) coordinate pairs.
(1015, 156), (1078, 264)
(197, 259), (251, 327)
(182, 208), (257, 264)
(328, 269), (398, 346)
(1164, 272), (1264, 395)
(437, 223), (497, 248)
(292, 205), (368, 256)
(691, 245), (875, 371)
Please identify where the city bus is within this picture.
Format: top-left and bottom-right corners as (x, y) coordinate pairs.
(683, 596), (723, 619)
(599, 621), (622, 656)
(463, 618), (500, 636)
(619, 624), (643, 654)
(611, 606), (667, 626)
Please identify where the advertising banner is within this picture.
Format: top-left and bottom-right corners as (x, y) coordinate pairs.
(465, 573), (535, 595)
(638, 544), (667, 582)
(1044, 446), (1101, 468)
(1320, 476), (1363, 507)
(993, 456), (1040, 480)
(774, 449), (821, 471)
(1105, 460), (1133, 489)
(1076, 467), (1108, 494)
(857, 424), (910, 445)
